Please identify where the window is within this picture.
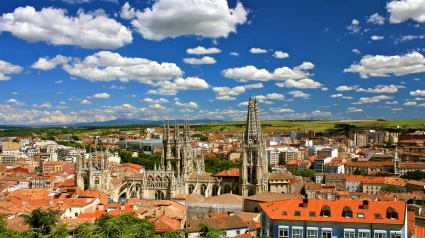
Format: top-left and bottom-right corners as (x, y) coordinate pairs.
(307, 228), (318, 238)
(322, 228), (332, 238)
(294, 211), (301, 216)
(292, 227), (303, 238)
(358, 212), (365, 218)
(359, 229), (371, 238)
(309, 211), (316, 217)
(374, 230), (387, 238)
(278, 226), (289, 238)
(344, 229), (355, 238)
(390, 231), (401, 238)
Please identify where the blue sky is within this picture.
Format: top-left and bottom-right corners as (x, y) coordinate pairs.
(1, 0), (425, 124)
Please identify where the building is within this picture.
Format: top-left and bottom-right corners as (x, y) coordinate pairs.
(75, 149), (111, 192)
(268, 173), (293, 194)
(239, 96), (268, 197)
(316, 148), (338, 159)
(279, 149), (299, 164)
(260, 199), (407, 238)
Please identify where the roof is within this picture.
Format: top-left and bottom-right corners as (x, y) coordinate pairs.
(346, 161), (393, 167)
(305, 182), (322, 190)
(188, 215), (249, 232)
(202, 193), (243, 206)
(244, 191), (303, 202)
(260, 199), (406, 225)
(268, 173), (294, 181)
(324, 173), (347, 180)
(215, 168), (240, 177)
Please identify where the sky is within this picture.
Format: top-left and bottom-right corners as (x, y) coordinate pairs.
(1, 0), (425, 124)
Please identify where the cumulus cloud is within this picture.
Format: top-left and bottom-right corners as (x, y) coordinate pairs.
(347, 107), (363, 113)
(275, 78), (323, 88)
(0, 60), (23, 80)
(336, 85), (359, 91)
(222, 62), (314, 82)
(367, 13), (385, 25)
(93, 93), (110, 99)
(120, 2), (136, 20)
(61, 51), (183, 83)
(356, 84), (405, 93)
(183, 56), (216, 64)
(127, 0), (249, 40)
(0, 6), (132, 49)
(186, 46), (221, 55)
(352, 49), (361, 54)
(80, 100), (92, 105)
(216, 95), (237, 100)
(347, 19), (361, 34)
(266, 93), (285, 100)
(175, 101), (198, 108)
(386, 101), (398, 104)
(148, 77), (210, 95)
(331, 94), (343, 98)
(33, 102), (52, 108)
(288, 91), (309, 99)
(387, 0), (425, 23)
(212, 83), (263, 100)
(4, 99), (25, 106)
(371, 35), (385, 40)
(55, 80), (63, 84)
(392, 108), (403, 111)
(395, 35), (425, 44)
(270, 108), (294, 113)
(344, 51), (425, 78)
(359, 95), (394, 103)
(31, 55), (71, 71)
(404, 101), (417, 106)
(230, 52), (239, 56)
(411, 90), (425, 96)
(273, 51), (289, 59)
(250, 48), (268, 54)
(143, 98), (169, 104)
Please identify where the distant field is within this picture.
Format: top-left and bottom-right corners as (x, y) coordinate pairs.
(1, 119), (425, 137)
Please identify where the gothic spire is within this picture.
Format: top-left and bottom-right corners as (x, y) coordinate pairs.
(174, 121), (179, 140)
(244, 96), (262, 143)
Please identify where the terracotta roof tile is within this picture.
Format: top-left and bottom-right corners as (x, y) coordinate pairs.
(244, 191), (303, 202)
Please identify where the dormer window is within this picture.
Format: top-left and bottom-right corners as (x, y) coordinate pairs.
(321, 205), (331, 217)
(343, 206), (353, 218)
(387, 207), (398, 219)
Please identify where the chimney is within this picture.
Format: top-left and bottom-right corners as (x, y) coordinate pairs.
(302, 198), (308, 208)
(363, 200), (369, 210)
(98, 204), (104, 211)
(228, 211), (235, 216)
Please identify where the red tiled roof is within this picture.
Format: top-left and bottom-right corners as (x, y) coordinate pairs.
(260, 199), (406, 225)
(215, 168), (240, 177)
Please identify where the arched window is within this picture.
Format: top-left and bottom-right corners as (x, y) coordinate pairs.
(155, 190), (165, 200)
(248, 189), (255, 196)
(201, 184), (207, 196)
(94, 177), (100, 185)
(224, 185), (231, 194)
(188, 185), (195, 194)
(212, 185), (219, 196)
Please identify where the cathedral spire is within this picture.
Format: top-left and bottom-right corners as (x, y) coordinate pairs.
(174, 121), (179, 140)
(244, 96), (261, 144)
(394, 144), (400, 176)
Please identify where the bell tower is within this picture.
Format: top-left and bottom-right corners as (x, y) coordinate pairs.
(239, 96), (268, 197)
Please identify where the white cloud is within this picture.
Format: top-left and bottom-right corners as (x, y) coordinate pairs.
(186, 46), (221, 55)
(222, 62), (314, 82)
(55, 80), (63, 84)
(395, 35), (425, 43)
(0, 60), (23, 80)
(336, 85), (359, 91)
(347, 19), (361, 34)
(356, 84), (404, 93)
(250, 48), (268, 54)
(238, 102), (249, 107)
(143, 98), (169, 104)
(110, 85), (127, 90)
(93, 93), (110, 99)
(212, 83), (263, 100)
(386, 101), (398, 104)
(31, 55), (71, 70)
(347, 107), (363, 113)
(230, 52), (239, 56)
(149, 77), (210, 95)
(175, 101), (198, 108)
(310, 110), (333, 117)
(33, 102), (52, 108)
(392, 108), (403, 111)
(128, 0), (249, 40)
(411, 90), (425, 96)
(149, 103), (166, 109)
(371, 35), (385, 40)
(331, 94), (343, 98)
(266, 93), (285, 100)
(387, 0), (425, 23)
(321, 87), (329, 91)
(288, 91), (309, 99)
(273, 51), (289, 59)
(216, 95), (237, 101)
(367, 13), (385, 25)
(12, 92), (18, 95)
(80, 100), (92, 105)
(62, 51), (183, 83)
(60, 102), (66, 105)
(183, 56), (216, 64)
(404, 101), (417, 106)
(344, 51), (425, 78)
(359, 95), (393, 103)
(270, 108), (294, 113)
(0, 6), (132, 49)
(276, 78), (323, 88)
(415, 97), (425, 100)
(179, 109), (194, 113)
(352, 49), (361, 54)
(120, 2), (136, 20)
(414, 77), (420, 81)
(62, 0), (119, 3)
(243, 83), (263, 89)
(4, 99), (25, 106)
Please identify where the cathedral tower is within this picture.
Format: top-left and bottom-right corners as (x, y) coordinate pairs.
(394, 145), (400, 176)
(239, 96), (268, 197)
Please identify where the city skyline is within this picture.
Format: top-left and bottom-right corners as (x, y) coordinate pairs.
(1, 0), (425, 124)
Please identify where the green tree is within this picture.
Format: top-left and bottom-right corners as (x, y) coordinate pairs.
(295, 169), (314, 178)
(161, 230), (186, 238)
(382, 184), (400, 193)
(21, 208), (61, 235)
(401, 170), (425, 180)
(43, 224), (69, 238)
(198, 223), (225, 238)
(353, 169), (368, 176)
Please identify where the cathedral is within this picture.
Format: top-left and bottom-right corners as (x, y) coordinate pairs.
(75, 96), (268, 200)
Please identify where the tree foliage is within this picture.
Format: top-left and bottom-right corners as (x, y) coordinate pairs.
(21, 208), (61, 235)
(295, 169), (314, 178)
(401, 170), (425, 180)
(198, 223), (225, 238)
(382, 184), (400, 193)
(204, 158), (240, 174)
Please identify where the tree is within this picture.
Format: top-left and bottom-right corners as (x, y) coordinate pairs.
(43, 224), (69, 238)
(295, 169), (314, 178)
(353, 169), (368, 176)
(198, 223), (225, 238)
(161, 230), (186, 238)
(382, 184), (400, 193)
(21, 208), (61, 235)
(401, 170), (425, 180)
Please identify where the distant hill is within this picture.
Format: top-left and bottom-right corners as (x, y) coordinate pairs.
(66, 118), (223, 126)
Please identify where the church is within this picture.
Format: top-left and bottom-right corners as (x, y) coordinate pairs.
(75, 96), (268, 200)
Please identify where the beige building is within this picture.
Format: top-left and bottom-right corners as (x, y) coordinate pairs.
(268, 173), (293, 194)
